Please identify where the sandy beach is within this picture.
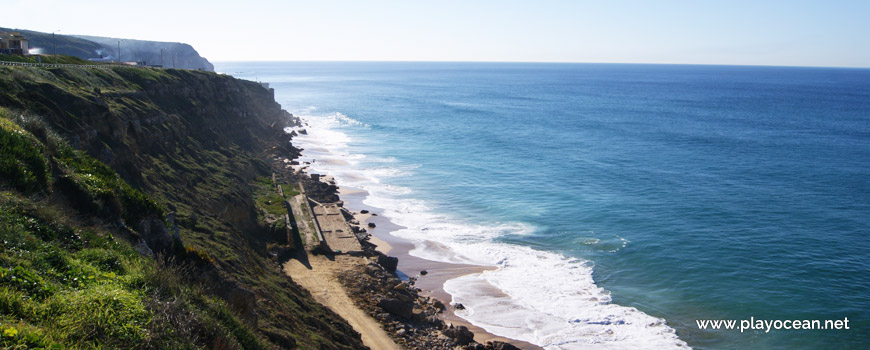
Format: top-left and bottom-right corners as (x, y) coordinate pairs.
(283, 253), (402, 350)
(338, 187), (544, 350)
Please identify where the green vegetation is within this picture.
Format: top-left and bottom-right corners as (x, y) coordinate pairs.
(0, 193), (267, 349)
(254, 177), (288, 219)
(253, 177), (293, 252)
(53, 142), (163, 226)
(1, 108), (162, 225)
(0, 66), (367, 349)
(0, 54), (106, 65)
(0, 116), (49, 194)
(280, 184), (300, 197)
(0, 109), (266, 349)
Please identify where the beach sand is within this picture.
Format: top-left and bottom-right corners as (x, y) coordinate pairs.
(283, 253), (402, 350)
(339, 186), (544, 350)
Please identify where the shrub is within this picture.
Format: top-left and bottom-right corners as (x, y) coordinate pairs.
(0, 118), (49, 194)
(44, 285), (148, 346)
(0, 266), (56, 300)
(76, 248), (126, 274)
(54, 144), (163, 225)
(0, 321), (61, 349)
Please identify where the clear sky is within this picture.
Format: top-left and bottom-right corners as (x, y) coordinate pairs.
(4, 0), (869, 67)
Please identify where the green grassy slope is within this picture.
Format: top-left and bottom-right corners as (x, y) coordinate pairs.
(0, 62), (367, 349)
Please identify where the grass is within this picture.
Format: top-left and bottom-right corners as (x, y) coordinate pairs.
(53, 143), (164, 225)
(0, 66), (369, 350)
(0, 109), (267, 349)
(253, 177), (291, 248)
(0, 107), (163, 226)
(257, 191), (287, 219)
(280, 184), (300, 197)
(0, 54), (107, 65)
(0, 193), (144, 348)
(0, 116), (49, 194)
(0, 193), (267, 349)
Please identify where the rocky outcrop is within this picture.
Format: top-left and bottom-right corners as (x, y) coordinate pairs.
(486, 341), (522, 350)
(378, 255), (399, 273)
(137, 217), (174, 254)
(300, 173), (340, 203)
(444, 325), (475, 345)
(377, 298), (412, 319)
(339, 258), (528, 349)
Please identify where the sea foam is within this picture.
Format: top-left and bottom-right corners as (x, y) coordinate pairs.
(291, 112), (689, 349)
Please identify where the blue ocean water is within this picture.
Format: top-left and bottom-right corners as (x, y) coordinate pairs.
(216, 62), (870, 349)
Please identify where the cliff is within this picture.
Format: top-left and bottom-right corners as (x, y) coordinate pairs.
(0, 63), (366, 349)
(0, 27), (214, 71)
(75, 35), (214, 71)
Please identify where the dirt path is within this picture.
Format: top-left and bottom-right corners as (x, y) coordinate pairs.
(283, 254), (403, 350)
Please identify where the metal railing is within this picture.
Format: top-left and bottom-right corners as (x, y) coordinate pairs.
(0, 60), (156, 69)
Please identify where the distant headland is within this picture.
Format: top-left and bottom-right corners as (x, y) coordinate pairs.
(0, 27), (213, 71)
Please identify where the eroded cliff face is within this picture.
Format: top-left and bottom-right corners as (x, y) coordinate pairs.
(74, 35), (215, 71)
(4, 68), (295, 227)
(0, 65), (366, 350)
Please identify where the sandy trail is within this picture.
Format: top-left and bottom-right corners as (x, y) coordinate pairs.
(283, 254), (403, 350)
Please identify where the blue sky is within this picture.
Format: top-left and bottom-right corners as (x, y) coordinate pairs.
(5, 0), (869, 67)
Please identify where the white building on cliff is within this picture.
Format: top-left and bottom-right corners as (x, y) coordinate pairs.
(0, 31), (29, 55)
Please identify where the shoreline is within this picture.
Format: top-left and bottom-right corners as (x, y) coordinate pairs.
(339, 187), (545, 350)
(286, 114), (688, 349)
(281, 115), (690, 349)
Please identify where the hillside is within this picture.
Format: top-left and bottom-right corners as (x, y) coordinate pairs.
(0, 27), (213, 71)
(75, 35), (214, 71)
(0, 63), (366, 349)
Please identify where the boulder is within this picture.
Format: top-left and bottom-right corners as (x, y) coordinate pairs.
(426, 315), (445, 328)
(378, 255), (399, 273)
(364, 264), (382, 276)
(134, 240), (153, 256)
(486, 341), (521, 350)
(444, 325), (475, 345)
(396, 292), (415, 303)
(411, 307), (427, 322)
(137, 218), (173, 253)
(377, 298), (412, 319)
(368, 222), (377, 228)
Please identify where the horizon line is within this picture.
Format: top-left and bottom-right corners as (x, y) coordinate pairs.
(210, 59), (870, 70)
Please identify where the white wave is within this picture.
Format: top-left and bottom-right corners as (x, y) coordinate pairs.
(365, 166), (417, 180)
(292, 112), (689, 350)
(334, 112), (371, 128)
(296, 111), (371, 128)
(443, 245), (687, 349)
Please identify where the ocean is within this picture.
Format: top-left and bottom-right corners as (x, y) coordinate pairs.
(215, 62), (870, 349)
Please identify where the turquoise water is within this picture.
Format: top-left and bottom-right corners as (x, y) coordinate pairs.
(216, 62), (870, 349)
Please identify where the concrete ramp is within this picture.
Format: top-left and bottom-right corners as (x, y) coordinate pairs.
(311, 201), (363, 254)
